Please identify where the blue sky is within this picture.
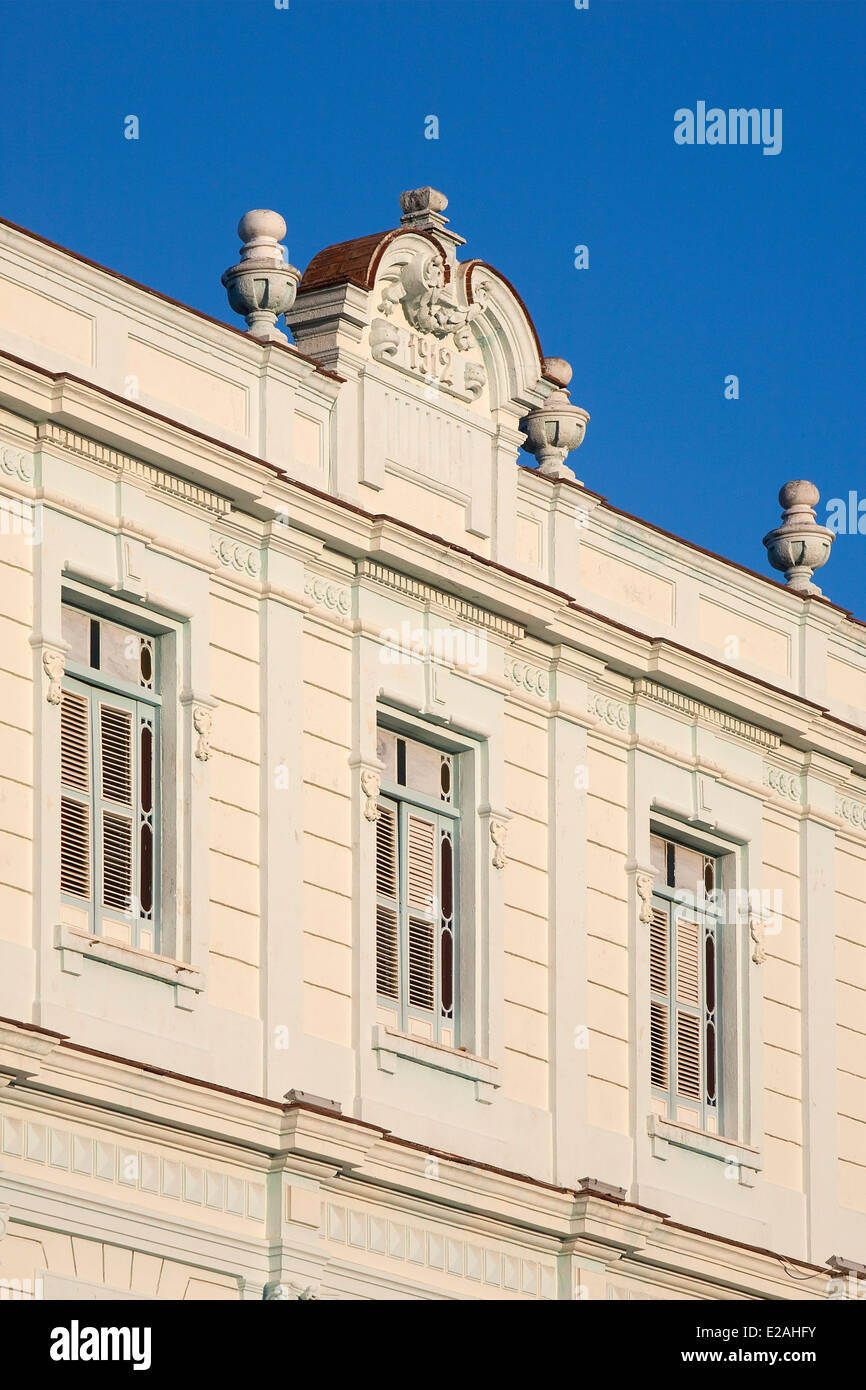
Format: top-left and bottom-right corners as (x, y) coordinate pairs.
(2, 0), (864, 616)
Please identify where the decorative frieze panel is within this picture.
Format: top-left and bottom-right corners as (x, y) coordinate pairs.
(322, 1201), (555, 1298)
(504, 655), (550, 698)
(0, 1114), (265, 1222)
(304, 571), (351, 615)
(837, 794), (866, 831)
(211, 533), (262, 578)
(39, 423), (232, 515)
(0, 442), (34, 482)
(357, 559), (523, 640)
(634, 680), (780, 749)
(763, 763), (801, 802)
(588, 690), (629, 731)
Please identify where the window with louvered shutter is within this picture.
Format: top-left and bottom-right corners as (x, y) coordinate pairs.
(374, 730), (459, 1044)
(674, 916), (702, 1101)
(59, 607), (161, 952)
(406, 812), (436, 1010)
(648, 834), (721, 1130)
(375, 804), (400, 1000)
(649, 905), (670, 1091)
(99, 701), (135, 913)
(61, 689), (92, 899)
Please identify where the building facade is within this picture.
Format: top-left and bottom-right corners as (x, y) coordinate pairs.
(0, 188), (863, 1301)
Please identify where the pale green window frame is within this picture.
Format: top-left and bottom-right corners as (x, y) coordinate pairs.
(649, 835), (722, 1132)
(60, 607), (161, 951)
(375, 730), (459, 1045)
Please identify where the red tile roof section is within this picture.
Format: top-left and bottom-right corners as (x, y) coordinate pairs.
(299, 226), (451, 293)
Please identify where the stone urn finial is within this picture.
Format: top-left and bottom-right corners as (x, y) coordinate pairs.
(762, 480), (834, 596)
(222, 209), (300, 343)
(519, 356), (590, 481)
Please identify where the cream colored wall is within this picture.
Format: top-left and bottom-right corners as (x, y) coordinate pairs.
(760, 811), (803, 1192)
(302, 622), (353, 1047)
(0, 521), (33, 950)
(208, 584), (261, 1016)
(502, 707), (549, 1108)
(585, 737), (630, 1135)
(835, 839), (866, 1212)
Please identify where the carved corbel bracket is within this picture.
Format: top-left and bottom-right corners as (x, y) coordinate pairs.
(182, 694), (218, 763)
(263, 1280), (318, 1301)
(749, 913), (767, 965)
(42, 648), (65, 705)
(361, 769), (382, 822)
(193, 706), (213, 762)
(490, 819), (508, 870)
(634, 868), (657, 925)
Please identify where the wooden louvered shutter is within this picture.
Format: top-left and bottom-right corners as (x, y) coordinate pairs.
(60, 687), (92, 900)
(649, 904), (670, 1090)
(406, 811), (436, 1011)
(674, 915), (702, 1101)
(375, 800), (400, 999)
(97, 697), (135, 914)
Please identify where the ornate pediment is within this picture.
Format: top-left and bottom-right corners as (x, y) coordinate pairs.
(370, 228), (491, 402)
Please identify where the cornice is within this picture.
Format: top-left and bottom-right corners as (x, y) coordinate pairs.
(357, 558), (525, 641)
(40, 421), (232, 516)
(0, 1018), (834, 1298)
(3, 354), (866, 774)
(635, 678), (781, 749)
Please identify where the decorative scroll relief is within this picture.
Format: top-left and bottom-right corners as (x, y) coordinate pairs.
(379, 248), (488, 345)
(371, 247), (489, 402)
(211, 533), (261, 578)
(322, 1201), (556, 1299)
(504, 656), (550, 699)
(588, 690), (629, 731)
(39, 423), (232, 516)
(634, 680), (780, 750)
(304, 572), (351, 616)
(763, 763), (801, 802)
(837, 794), (866, 831)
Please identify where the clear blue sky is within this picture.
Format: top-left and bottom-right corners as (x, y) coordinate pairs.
(2, 0), (864, 617)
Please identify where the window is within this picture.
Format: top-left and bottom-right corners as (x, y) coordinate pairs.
(648, 833), (720, 1132)
(59, 605), (160, 952)
(374, 728), (458, 1047)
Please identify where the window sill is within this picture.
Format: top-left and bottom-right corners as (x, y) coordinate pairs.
(372, 1024), (500, 1104)
(647, 1114), (762, 1187)
(55, 925), (204, 1012)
